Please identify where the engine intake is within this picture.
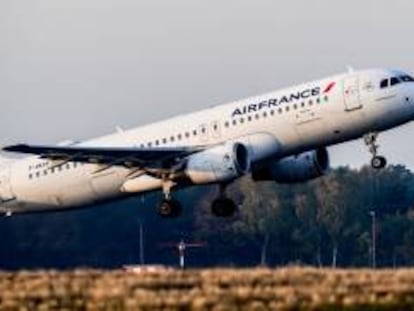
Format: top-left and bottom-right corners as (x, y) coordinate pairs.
(185, 143), (250, 184)
(252, 148), (330, 183)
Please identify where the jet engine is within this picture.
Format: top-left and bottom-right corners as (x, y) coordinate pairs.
(185, 143), (250, 184)
(252, 148), (329, 183)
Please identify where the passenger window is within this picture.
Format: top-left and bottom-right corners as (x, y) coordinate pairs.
(380, 79), (388, 88)
(390, 77), (401, 86)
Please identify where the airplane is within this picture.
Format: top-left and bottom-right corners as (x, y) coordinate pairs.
(1, 68), (414, 218)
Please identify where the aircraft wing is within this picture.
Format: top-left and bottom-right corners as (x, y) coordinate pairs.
(3, 144), (204, 168)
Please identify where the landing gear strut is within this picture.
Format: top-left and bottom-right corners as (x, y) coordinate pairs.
(364, 132), (387, 169)
(156, 181), (182, 218)
(211, 184), (237, 218)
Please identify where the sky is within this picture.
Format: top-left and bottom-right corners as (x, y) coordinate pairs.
(1, 0), (414, 169)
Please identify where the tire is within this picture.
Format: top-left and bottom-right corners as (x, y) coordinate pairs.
(211, 198), (237, 218)
(157, 199), (182, 218)
(371, 156), (387, 169)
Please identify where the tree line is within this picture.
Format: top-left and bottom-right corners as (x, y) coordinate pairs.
(1, 165), (414, 269)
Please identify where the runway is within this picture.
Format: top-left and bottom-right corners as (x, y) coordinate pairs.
(0, 267), (413, 310)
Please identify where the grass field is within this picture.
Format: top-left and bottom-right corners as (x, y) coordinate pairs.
(1, 267), (414, 310)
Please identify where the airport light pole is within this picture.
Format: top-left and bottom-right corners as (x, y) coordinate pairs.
(139, 223), (145, 265)
(162, 240), (206, 269)
(369, 210), (376, 268)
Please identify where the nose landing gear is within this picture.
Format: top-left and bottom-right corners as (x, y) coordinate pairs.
(364, 132), (387, 169)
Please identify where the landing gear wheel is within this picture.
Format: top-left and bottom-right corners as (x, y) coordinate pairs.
(211, 198), (237, 218)
(157, 199), (182, 218)
(364, 132), (387, 170)
(371, 156), (387, 169)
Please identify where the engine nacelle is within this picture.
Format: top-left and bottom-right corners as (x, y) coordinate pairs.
(252, 148), (330, 183)
(185, 143), (250, 184)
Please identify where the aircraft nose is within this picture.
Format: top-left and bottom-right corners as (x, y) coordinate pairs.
(404, 84), (414, 103)
(403, 85), (414, 119)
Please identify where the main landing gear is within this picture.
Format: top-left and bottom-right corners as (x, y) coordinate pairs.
(211, 184), (238, 218)
(157, 198), (182, 218)
(364, 132), (387, 169)
(156, 181), (182, 218)
(156, 182), (238, 218)
(211, 197), (237, 218)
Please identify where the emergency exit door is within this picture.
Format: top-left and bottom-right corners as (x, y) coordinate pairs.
(0, 168), (15, 202)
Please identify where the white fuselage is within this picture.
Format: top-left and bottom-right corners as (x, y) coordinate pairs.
(1, 68), (414, 213)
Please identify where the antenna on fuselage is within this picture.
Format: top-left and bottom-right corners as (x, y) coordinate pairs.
(347, 65), (355, 74)
(116, 126), (124, 134)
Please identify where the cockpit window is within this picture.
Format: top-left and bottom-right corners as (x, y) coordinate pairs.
(380, 75), (414, 89)
(400, 75), (414, 82)
(390, 77), (401, 86)
(380, 79), (388, 88)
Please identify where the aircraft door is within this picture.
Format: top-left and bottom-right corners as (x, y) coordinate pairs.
(0, 168), (15, 202)
(343, 76), (362, 111)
